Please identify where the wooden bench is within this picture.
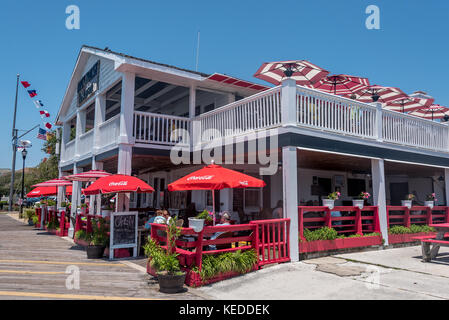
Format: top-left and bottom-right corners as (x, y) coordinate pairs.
(418, 237), (449, 262)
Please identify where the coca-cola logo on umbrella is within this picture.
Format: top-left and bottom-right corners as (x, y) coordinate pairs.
(186, 175), (214, 181)
(109, 181), (128, 186)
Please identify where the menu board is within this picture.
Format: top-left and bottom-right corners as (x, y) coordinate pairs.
(112, 213), (136, 246)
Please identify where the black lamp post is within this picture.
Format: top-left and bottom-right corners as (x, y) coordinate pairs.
(20, 148), (27, 216)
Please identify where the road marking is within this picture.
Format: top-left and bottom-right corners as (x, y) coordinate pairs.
(0, 290), (165, 300)
(0, 270), (66, 275)
(121, 260), (147, 273)
(0, 259), (127, 267)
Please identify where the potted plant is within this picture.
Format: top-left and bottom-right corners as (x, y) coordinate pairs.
(401, 194), (414, 209)
(101, 201), (114, 217)
(323, 191), (340, 210)
(425, 193), (437, 209)
(188, 209), (213, 232)
(24, 209), (36, 226)
(353, 192), (370, 209)
(85, 217), (108, 259)
(144, 217), (186, 293)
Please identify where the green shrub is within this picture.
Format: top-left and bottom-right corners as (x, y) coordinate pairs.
(195, 209), (213, 222)
(24, 209), (35, 219)
(75, 230), (88, 241)
(32, 215), (39, 225)
(199, 249), (258, 280)
(389, 225), (435, 235)
(303, 227), (338, 241)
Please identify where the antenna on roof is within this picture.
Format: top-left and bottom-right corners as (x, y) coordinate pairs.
(195, 31), (200, 71)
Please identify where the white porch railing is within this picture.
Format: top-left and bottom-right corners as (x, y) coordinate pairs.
(197, 86), (282, 142)
(133, 112), (190, 145)
(77, 129), (94, 155)
(97, 115), (120, 149)
(63, 139), (76, 162)
(296, 86), (377, 139)
(382, 110), (449, 151)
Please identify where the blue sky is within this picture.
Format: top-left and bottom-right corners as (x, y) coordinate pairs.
(0, 0), (448, 169)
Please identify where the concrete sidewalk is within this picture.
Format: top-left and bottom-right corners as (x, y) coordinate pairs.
(198, 246), (449, 300)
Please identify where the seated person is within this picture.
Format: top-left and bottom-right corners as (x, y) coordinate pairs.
(208, 212), (231, 250)
(162, 209), (172, 224)
(146, 210), (166, 228)
(272, 200), (283, 219)
(229, 210), (240, 224)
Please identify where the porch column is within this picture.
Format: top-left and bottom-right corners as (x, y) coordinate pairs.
(445, 169), (449, 206)
(371, 159), (389, 245)
(374, 102), (383, 142)
(69, 166), (83, 238)
(117, 145), (132, 212)
(75, 109), (86, 157)
(91, 159), (104, 216)
(282, 146), (299, 262)
(93, 93), (106, 153)
(281, 79), (297, 127)
(189, 85), (196, 118)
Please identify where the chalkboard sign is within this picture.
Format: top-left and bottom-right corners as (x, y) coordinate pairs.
(112, 214), (136, 246)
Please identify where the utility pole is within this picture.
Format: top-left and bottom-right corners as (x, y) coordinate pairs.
(9, 74), (20, 211)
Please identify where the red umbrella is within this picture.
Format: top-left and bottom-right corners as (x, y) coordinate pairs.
(83, 174), (155, 196)
(305, 74), (370, 96)
(63, 170), (112, 182)
(409, 104), (449, 121)
(349, 85), (407, 103)
(32, 178), (72, 188)
(253, 60), (329, 86)
(168, 164), (266, 218)
(26, 186), (73, 198)
(384, 96), (434, 113)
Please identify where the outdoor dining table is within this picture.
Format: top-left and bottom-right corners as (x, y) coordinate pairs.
(419, 223), (449, 262)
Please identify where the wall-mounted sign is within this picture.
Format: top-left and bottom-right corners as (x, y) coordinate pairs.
(77, 61), (100, 106)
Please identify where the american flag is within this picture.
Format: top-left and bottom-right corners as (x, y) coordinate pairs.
(37, 128), (47, 140)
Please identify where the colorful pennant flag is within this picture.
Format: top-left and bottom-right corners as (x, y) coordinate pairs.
(37, 128), (47, 140)
(39, 110), (50, 118)
(21, 81), (31, 88)
(33, 100), (44, 108)
(27, 90), (37, 98)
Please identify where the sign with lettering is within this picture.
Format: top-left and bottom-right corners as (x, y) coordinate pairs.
(77, 60), (100, 106)
(109, 212), (138, 259)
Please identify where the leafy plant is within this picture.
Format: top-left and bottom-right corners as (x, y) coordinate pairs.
(75, 229), (88, 241)
(199, 250), (258, 280)
(32, 215), (39, 225)
(195, 209), (213, 222)
(426, 193), (437, 201)
(303, 227), (338, 241)
(24, 209), (35, 219)
(46, 220), (58, 230)
(88, 217), (109, 246)
(389, 224), (435, 235)
(357, 192), (370, 200)
(405, 193), (415, 201)
(327, 191), (341, 200)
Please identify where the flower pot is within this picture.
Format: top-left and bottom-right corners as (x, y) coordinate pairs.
(401, 200), (412, 209)
(157, 272), (186, 293)
(352, 200), (364, 209)
(424, 201), (434, 209)
(322, 199), (335, 210)
(28, 218), (34, 226)
(86, 245), (105, 259)
(188, 218), (205, 232)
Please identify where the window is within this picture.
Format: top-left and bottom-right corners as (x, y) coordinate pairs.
(347, 178), (366, 197)
(244, 189), (260, 207)
(204, 103), (214, 113)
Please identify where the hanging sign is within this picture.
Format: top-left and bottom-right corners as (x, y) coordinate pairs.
(77, 60), (100, 106)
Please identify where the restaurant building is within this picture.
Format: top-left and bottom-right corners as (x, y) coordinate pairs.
(55, 45), (449, 260)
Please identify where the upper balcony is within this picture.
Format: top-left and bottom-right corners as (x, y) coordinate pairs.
(60, 83), (449, 165)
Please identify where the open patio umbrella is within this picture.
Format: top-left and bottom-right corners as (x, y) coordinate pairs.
(384, 96), (434, 113)
(27, 185), (73, 198)
(349, 85), (407, 103)
(253, 60), (329, 86)
(82, 174), (155, 196)
(409, 104), (449, 121)
(63, 170), (112, 182)
(32, 178), (73, 198)
(168, 163), (266, 220)
(305, 74), (370, 96)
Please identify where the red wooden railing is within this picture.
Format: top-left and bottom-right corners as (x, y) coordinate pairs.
(150, 218), (291, 271)
(298, 206), (380, 241)
(386, 206), (449, 228)
(250, 219), (290, 266)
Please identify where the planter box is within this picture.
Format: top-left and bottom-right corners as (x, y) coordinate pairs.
(388, 232), (436, 244)
(299, 235), (383, 253)
(147, 261), (258, 288)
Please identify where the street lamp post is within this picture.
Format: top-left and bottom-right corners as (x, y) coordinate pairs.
(20, 148), (28, 216)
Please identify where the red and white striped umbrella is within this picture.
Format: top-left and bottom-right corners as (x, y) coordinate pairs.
(63, 170), (112, 182)
(349, 85), (407, 104)
(253, 60), (329, 86)
(32, 178), (72, 188)
(305, 74), (370, 96)
(409, 104), (449, 120)
(384, 96), (434, 113)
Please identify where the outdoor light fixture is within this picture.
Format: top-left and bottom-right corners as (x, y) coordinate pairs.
(283, 64), (294, 77)
(443, 115), (449, 122)
(20, 148), (28, 216)
(371, 93), (380, 102)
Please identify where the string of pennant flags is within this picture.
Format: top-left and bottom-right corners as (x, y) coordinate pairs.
(20, 80), (54, 141)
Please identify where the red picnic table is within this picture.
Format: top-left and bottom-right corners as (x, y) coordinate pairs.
(414, 223), (449, 262)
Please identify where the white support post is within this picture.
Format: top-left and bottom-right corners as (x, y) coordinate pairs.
(118, 72), (136, 145)
(374, 102), (383, 142)
(61, 121), (70, 162)
(68, 165), (83, 238)
(117, 144), (132, 212)
(189, 85), (196, 119)
(91, 159), (104, 216)
(371, 159), (389, 245)
(281, 79), (297, 127)
(445, 169), (449, 206)
(93, 93), (106, 153)
(282, 146), (299, 262)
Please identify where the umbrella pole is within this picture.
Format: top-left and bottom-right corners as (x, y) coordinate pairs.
(212, 190), (215, 226)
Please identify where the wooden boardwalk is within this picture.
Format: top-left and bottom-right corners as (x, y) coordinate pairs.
(0, 213), (206, 300)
